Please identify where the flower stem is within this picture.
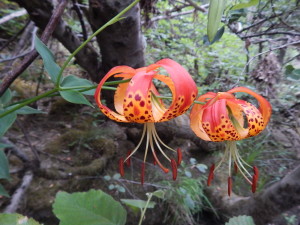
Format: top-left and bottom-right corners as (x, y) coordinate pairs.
(138, 193), (153, 225)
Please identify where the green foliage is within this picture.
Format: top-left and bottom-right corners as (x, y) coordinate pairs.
(121, 199), (156, 210)
(225, 215), (255, 225)
(53, 189), (127, 225)
(0, 111), (16, 137)
(207, 0), (226, 42)
(231, 0), (259, 10)
(285, 65), (300, 80)
(34, 36), (62, 84)
(0, 183), (9, 197)
(59, 90), (93, 107)
(0, 213), (41, 225)
(0, 150), (10, 179)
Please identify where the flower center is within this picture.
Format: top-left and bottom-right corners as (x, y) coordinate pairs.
(119, 122), (182, 184)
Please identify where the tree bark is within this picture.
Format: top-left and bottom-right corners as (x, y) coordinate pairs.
(11, 0), (102, 81)
(88, 0), (145, 76)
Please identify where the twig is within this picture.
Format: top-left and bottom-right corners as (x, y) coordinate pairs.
(0, 137), (30, 163)
(0, 20), (31, 52)
(143, 9), (195, 25)
(240, 40), (300, 76)
(16, 120), (40, 162)
(4, 170), (33, 213)
(0, 9), (27, 25)
(185, 0), (207, 12)
(0, 0), (68, 97)
(241, 31), (300, 39)
(71, 0), (88, 40)
(0, 27), (37, 63)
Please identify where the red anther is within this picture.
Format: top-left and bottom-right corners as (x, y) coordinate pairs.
(252, 174), (257, 193)
(228, 177), (232, 196)
(177, 148), (182, 165)
(171, 159), (178, 180)
(234, 162), (238, 173)
(141, 162), (145, 185)
(207, 164), (215, 186)
(125, 150), (132, 167)
(119, 158), (125, 177)
(253, 166), (259, 179)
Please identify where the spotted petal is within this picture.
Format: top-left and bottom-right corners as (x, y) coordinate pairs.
(155, 59), (198, 122)
(228, 87), (272, 130)
(94, 66), (136, 122)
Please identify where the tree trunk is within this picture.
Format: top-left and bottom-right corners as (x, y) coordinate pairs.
(89, 0), (145, 77)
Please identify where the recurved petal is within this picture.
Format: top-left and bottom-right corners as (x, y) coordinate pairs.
(190, 103), (211, 141)
(231, 99), (265, 137)
(95, 66), (136, 123)
(123, 68), (155, 123)
(228, 87), (272, 129)
(155, 58), (198, 121)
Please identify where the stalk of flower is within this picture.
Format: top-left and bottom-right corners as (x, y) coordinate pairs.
(190, 87), (271, 195)
(95, 58), (198, 184)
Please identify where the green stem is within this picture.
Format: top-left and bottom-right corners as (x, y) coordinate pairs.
(0, 88), (58, 118)
(138, 193), (153, 225)
(55, 0), (141, 86)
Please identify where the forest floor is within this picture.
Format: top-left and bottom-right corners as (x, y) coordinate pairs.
(0, 79), (300, 225)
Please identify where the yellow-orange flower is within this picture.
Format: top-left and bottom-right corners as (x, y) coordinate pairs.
(190, 87), (271, 195)
(95, 59), (198, 183)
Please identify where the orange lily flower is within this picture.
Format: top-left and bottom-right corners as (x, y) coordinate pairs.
(190, 87), (271, 195)
(95, 58), (198, 183)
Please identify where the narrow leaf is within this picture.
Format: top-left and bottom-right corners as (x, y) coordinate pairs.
(207, 0), (226, 42)
(59, 90), (94, 107)
(0, 150), (10, 179)
(61, 75), (93, 88)
(15, 106), (45, 115)
(0, 184), (9, 197)
(0, 213), (41, 225)
(34, 36), (62, 84)
(53, 190), (127, 225)
(0, 111), (17, 138)
(0, 89), (12, 105)
(231, 0), (259, 10)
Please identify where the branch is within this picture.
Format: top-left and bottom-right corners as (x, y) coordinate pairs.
(4, 170), (34, 213)
(0, 0), (68, 97)
(71, 0), (88, 40)
(0, 9), (27, 25)
(185, 0), (207, 12)
(241, 31), (300, 39)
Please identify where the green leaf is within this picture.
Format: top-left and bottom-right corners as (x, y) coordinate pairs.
(15, 106), (45, 115)
(195, 164), (208, 173)
(59, 90), (94, 107)
(120, 199), (155, 210)
(0, 150), (10, 179)
(151, 190), (165, 199)
(34, 36), (62, 84)
(0, 111), (17, 138)
(0, 213), (42, 225)
(231, 0), (259, 10)
(81, 88), (96, 96)
(225, 215), (255, 225)
(53, 190), (126, 225)
(61, 75), (94, 88)
(207, 0), (226, 42)
(0, 183), (9, 197)
(0, 143), (12, 149)
(285, 65), (300, 80)
(0, 89), (12, 106)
